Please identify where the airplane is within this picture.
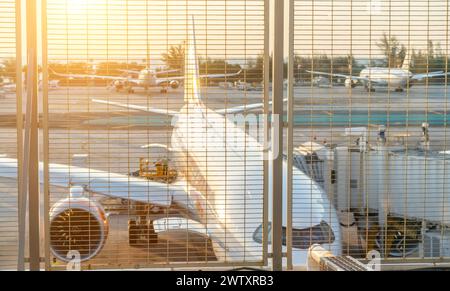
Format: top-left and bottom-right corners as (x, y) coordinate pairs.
(0, 19), (341, 267)
(307, 52), (450, 92)
(50, 62), (242, 94)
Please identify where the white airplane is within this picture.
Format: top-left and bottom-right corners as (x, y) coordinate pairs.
(307, 52), (450, 92)
(0, 20), (341, 266)
(50, 63), (242, 94)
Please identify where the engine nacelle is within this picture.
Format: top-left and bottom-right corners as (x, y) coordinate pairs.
(345, 78), (356, 88)
(112, 80), (125, 91)
(49, 197), (109, 262)
(170, 80), (180, 89)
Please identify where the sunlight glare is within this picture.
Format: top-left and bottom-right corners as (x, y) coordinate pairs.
(66, 0), (89, 14)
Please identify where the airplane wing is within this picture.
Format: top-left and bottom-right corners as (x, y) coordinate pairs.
(411, 71), (449, 81)
(0, 157), (177, 206)
(92, 97), (286, 116)
(215, 98), (288, 115)
(0, 157), (234, 214)
(198, 70), (242, 79)
(92, 98), (179, 116)
(118, 69), (180, 76)
(0, 158), (234, 230)
(0, 157), (247, 260)
(117, 69), (141, 75)
(50, 69), (142, 84)
(156, 70), (242, 84)
(306, 70), (369, 82)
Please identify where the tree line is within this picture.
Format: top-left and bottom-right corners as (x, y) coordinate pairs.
(1, 33), (449, 85)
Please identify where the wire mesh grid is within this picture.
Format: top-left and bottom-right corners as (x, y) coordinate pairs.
(0, 0), (19, 271)
(44, 0), (267, 270)
(1, 0), (450, 271)
(291, 0), (450, 264)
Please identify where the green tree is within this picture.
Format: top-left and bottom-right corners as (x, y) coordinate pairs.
(0, 58), (17, 82)
(245, 54), (268, 84)
(377, 33), (406, 68)
(198, 57), (242, 84)
(161, 44), (185, 73)
(410, 41), (449, 84)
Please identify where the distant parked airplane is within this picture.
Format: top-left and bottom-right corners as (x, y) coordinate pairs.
(308, 52), (450, 92)
(51, 64), (241, 94)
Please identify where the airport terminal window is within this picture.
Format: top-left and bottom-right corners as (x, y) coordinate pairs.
(253, 221), (335, 249)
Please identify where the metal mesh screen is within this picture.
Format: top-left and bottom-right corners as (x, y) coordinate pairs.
(3, 0), (450, 271)
(0, 0), (20, 270)
(291, 0), (450, 265)
(44, 0), (267, 270)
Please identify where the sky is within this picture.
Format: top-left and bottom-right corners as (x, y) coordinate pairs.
(1, 0), (450, 68)
(291, 0), (450, 58)
(45, 0), (265, 67)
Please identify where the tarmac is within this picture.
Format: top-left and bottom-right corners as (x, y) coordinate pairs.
(0, 83), (449, 269)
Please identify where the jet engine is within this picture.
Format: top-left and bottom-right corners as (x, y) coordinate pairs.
(345, 78), (356, 88)
(170, 80), (180, 89)
(49, 196), (109, 262)
(112, 80), (125, 92)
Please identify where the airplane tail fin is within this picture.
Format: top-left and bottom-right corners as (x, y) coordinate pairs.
(184, 16), (202, 105)
(402, 50), (411, 71)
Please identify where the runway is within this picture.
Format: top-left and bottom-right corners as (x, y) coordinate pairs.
(0, 83), (449, 269)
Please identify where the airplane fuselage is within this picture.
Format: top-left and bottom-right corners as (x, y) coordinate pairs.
(138, 69), (159, 87)
(359, 67), (413, 90)
(170, 101), (342, 262)
(113, 69), (180, 93)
